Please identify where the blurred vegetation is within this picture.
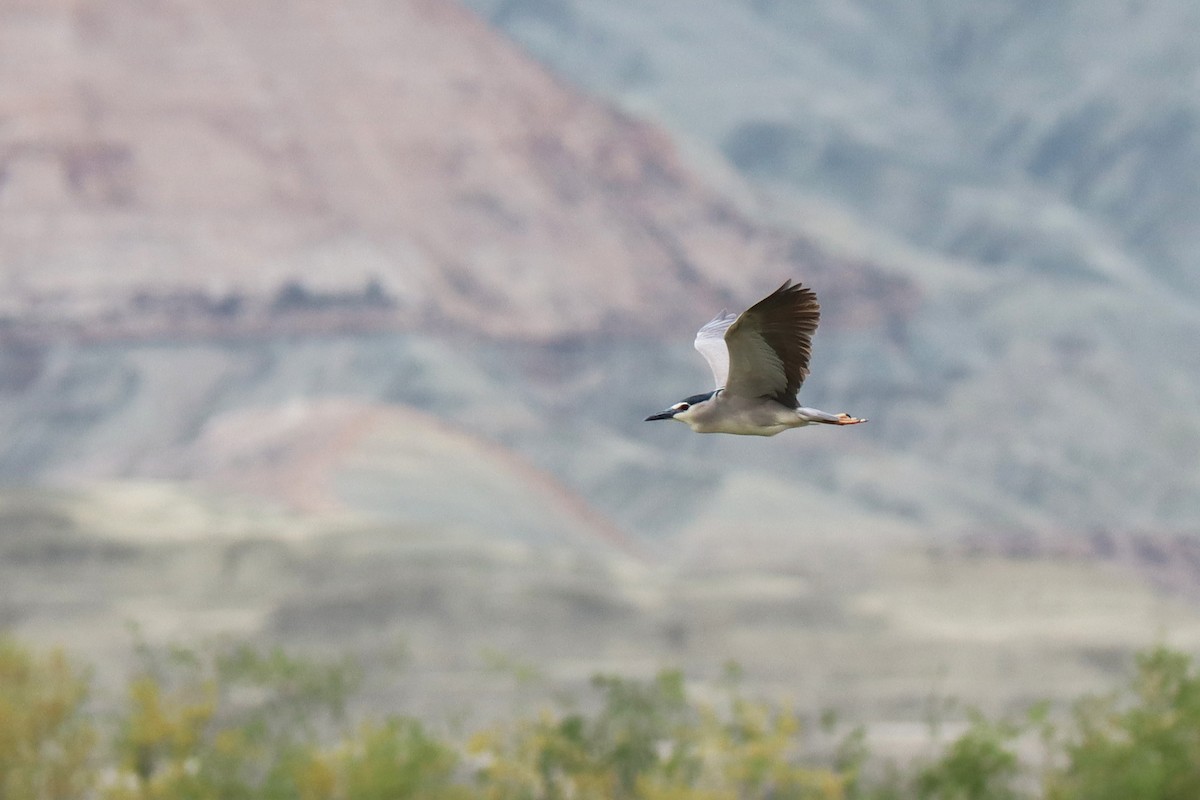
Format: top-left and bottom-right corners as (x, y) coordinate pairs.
(3, 637), (1200, 799)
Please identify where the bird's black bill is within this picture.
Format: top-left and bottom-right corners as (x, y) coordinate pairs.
(644, 411), (677, 421)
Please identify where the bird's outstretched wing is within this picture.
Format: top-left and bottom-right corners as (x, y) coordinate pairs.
(693, 309), (738, 389)
(722, 280), (820, 408)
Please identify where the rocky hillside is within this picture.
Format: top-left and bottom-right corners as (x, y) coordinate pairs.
(0, 0), (914, 540)
(464, 0), (1200, 534)
(0, 0), (902, 343)
(1, 0), (1196, 540)
(3, 0), (1200, 736)
(466, 0), (1200, 297)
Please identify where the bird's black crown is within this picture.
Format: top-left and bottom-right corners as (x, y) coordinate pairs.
(681, 390), (718, 405)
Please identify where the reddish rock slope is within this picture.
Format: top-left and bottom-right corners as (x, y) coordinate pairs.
(0, 0), (907, 342)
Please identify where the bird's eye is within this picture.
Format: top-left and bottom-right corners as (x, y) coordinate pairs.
(674, 403), (690, 411)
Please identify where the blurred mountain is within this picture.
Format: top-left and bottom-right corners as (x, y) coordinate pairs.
(466, 0), (1200, 296)
(0, 0), (898, 341)
(462, 0), (1200, 532)
(1, 0), (1195, 541)
(2, 0), (1200, 731)
(0, 0), (912, 536)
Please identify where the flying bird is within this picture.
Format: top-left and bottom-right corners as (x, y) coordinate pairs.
(645, 280), (867, 436)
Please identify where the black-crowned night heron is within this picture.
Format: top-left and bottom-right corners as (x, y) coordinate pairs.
(645, 280), (867, 436)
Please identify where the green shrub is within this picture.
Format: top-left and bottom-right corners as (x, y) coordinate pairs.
(911, 711), (1022, 800)
(0, 638), (96, 800)
(3, 635), (1200, 799)
(1048, 646), (1200, 800)
(469, 670), (847, 800)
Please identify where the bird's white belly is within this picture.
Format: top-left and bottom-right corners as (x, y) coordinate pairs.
(705, 420), (792, 436)
(687, 398), (806, 436)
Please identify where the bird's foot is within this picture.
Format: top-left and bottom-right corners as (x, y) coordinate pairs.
(835, 413), (867, 425)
